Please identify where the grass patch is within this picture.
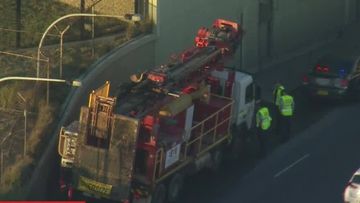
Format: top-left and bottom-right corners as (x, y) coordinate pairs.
(27, 100), (57, 157)
(0, 0), (131, 49)
(0, 8), (153, 196)
(0, 155), (33, 197)
(0, 83), (20, 108)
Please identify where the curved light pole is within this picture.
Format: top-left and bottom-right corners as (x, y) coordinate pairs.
(17, 92), (27, 157)
(0, 76), (81, 87)
(36, 13), (127, 78)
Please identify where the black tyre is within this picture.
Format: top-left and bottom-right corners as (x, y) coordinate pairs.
(348, 79), (360, 102)
(151, 183), (166, 203)
(167, 173), (184, 202)
(210, 149), (223, 171)
(229, 133), (244, 160)
(351, 87), (360, 101)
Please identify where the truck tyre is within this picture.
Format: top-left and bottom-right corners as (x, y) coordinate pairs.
(151, 183), (166, 203)
(167, 173), (184, 202)
(352, 85), (360, 101)
(230, 134), (243, 160)
(210, 149), (223, 171)
(225, 125), (246, 161)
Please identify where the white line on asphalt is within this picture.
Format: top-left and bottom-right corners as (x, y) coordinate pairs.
(274, 153), (310, 178)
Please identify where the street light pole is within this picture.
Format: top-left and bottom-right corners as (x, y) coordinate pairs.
(92, 5), (95, 58)
(59, 25), (70, 79)
(0, 149), (3, 186)
(46, 58), (50, 105)
(36, 13), (127, 78)
(24, 107), (27, 157)
(0, 132), (12, 185)
(54, 25), (71, 79)
(17, 92), (27, 157)
(0, 76), (82, 87)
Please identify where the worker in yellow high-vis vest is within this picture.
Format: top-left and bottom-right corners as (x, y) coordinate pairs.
(278, 91), (295, 143)
(256, 105), (272, 157)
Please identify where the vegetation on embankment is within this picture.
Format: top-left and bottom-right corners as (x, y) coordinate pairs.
(0, 0), (152, 196)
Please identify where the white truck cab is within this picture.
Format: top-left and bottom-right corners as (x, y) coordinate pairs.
(211, 68), (257, 130)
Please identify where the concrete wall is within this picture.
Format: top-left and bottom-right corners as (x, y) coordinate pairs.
(344, 0), (359, 24)
(70, 35), (157, 119)
(154, 0), (256, 70)
(272, 0), (344, 57)
(153, 0), (348, 72)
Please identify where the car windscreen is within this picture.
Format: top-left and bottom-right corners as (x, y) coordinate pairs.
(353, 174), (360, 184)
(311, 58), (352, 78)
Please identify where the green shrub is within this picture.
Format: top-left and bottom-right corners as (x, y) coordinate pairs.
(0, 155), (33, 195)
(125, 23), (141, 40)
(139, 20), (154, 34)
(27, 100), (56, 157)
(0, 83), (20, 109)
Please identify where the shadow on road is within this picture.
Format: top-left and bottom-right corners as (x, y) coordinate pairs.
(177, 86), (354, 203)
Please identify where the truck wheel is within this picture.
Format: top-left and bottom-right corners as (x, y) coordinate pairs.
(151, 183), (166, 203)
(348, 79), (360, 102)
(210, 149), (223, 171)
(352, 87), (360, 101)
(230, 134), (243, 160)
(167, 173), (184, 202)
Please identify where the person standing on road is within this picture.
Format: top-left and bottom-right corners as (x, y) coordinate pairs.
(273, 82), (285, 106)
(273, 82), (285, 134)
(278, 91), (295, 143)
(256, 104), (272, 158)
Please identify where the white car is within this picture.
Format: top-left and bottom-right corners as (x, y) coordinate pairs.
(344, 168), (360, 203)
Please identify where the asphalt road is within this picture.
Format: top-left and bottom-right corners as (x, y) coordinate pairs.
(176, 89), (360, 203)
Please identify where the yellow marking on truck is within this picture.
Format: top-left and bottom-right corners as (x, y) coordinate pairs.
(78, 176), (112, 197)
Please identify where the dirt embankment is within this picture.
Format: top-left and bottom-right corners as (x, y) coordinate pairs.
(0, 0), (151, 196)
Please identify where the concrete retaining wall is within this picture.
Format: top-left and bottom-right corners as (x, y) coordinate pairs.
(154, 0), (351, 72)
(272, 0), (344, 57)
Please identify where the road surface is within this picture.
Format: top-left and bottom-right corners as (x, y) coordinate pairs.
(177, 89), (360, 203)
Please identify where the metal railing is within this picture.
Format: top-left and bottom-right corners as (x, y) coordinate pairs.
(152, 94), (233, 182)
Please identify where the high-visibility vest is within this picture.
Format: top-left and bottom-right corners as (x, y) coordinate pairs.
(279, 95), (294, 116)
(274, 85), (285, 106)
(256, 107), (272, 131)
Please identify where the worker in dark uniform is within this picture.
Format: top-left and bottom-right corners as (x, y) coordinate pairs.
(278, 91), (295, 143)
(256, 103), (272, 158)
(273, 82), (285, 106)
(273, 82), (285, 133)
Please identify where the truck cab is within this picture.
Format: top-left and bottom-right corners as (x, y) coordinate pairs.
(209, 68), (256, 130)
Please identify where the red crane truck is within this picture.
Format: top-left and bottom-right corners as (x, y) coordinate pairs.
(58, 19), (258, 203)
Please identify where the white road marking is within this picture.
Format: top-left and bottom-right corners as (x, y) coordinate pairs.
(274, 153), (310, 178)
